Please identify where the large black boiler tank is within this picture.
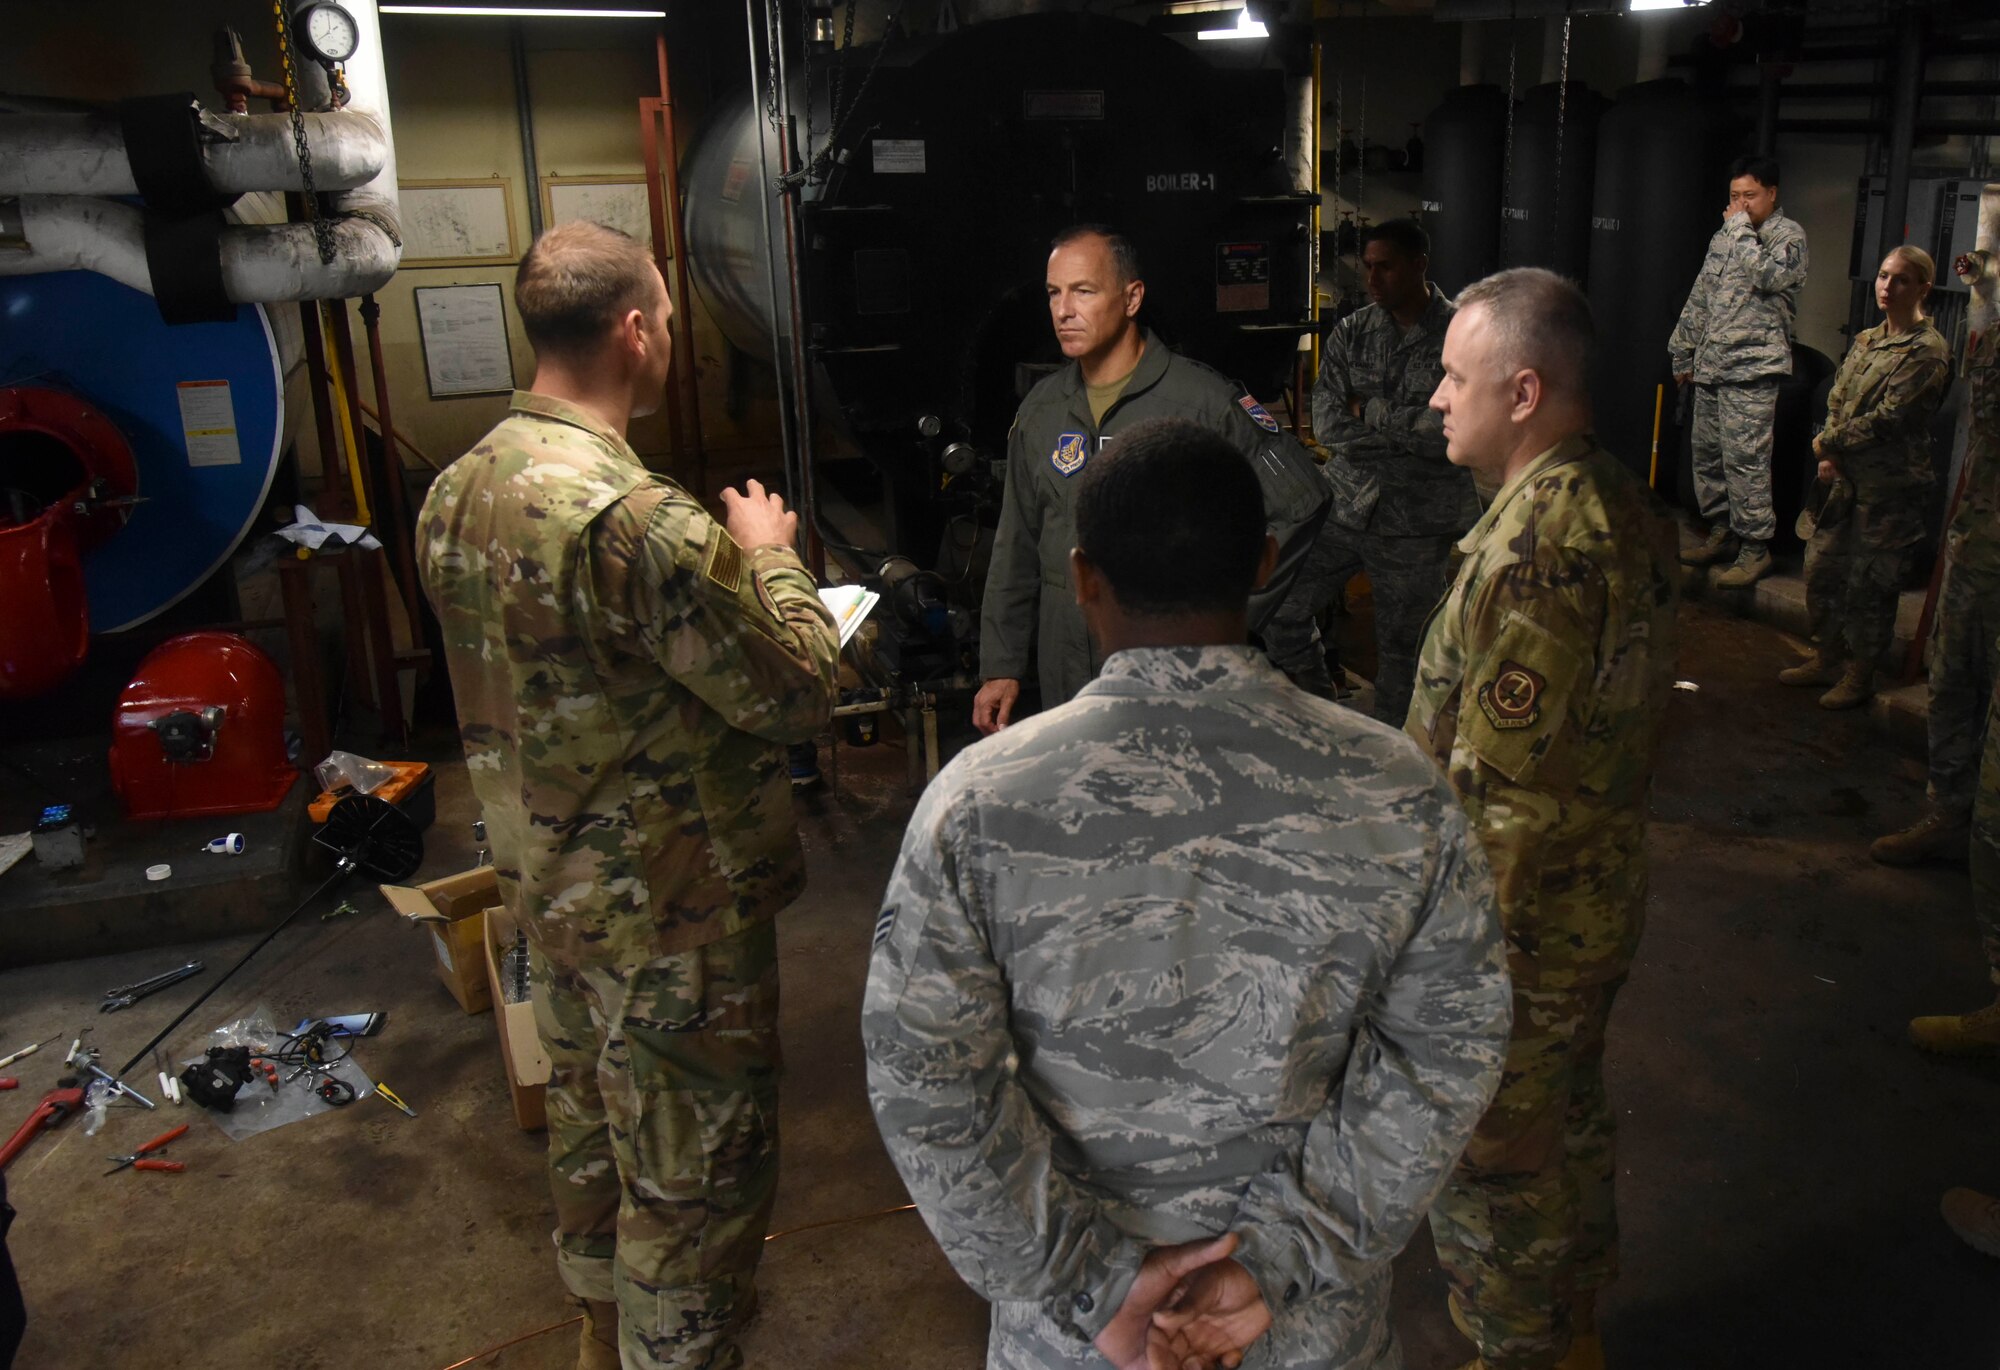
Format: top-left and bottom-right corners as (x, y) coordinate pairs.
(683, 12), (1314, 564)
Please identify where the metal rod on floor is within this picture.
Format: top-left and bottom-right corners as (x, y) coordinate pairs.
(116, 868), (346, 1077)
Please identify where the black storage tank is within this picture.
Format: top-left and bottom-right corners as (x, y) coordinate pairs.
(1500, 80), (1608, 281)
(1585, 78), (1732, 480)
(1419, 84), (1508, 295)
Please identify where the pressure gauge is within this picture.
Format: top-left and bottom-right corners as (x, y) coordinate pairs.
(297, 2), (360, 64)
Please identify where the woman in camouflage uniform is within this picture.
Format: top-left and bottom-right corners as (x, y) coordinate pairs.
(1781, 246), (1952, 709)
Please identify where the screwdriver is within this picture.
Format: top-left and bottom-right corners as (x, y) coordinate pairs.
(374, 1082), (416, 1118)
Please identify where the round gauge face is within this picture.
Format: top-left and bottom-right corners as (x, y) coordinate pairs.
(302, 3), (360, 62)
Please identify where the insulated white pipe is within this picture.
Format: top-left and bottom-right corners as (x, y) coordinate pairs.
(0, 0), (400, 302)
(0, 195), (400, 302)
(0, 110), (387, 197)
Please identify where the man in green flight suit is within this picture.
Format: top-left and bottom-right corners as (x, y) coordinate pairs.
(417, 222), (840, 1370)
(1409, 268), (1680, 1370)
(974, 225), (1329, 733)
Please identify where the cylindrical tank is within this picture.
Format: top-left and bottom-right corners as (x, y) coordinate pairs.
(1586, 78), (1732, 481)
(682, 11), (1314, 559)
(1500, 80), (1607, 280)
(1419, 84), (1507, 295)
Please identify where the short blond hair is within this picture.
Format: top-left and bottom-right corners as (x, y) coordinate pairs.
(1454, 267), (1594, 394)
(514, 221), (663, 359)
(1885, 244), (1937, 287)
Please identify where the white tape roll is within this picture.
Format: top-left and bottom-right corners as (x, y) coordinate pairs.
(146, 864), (171, 881)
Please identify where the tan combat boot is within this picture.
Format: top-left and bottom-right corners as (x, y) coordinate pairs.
(1941, 1188), (2000, 1257)
(1712, 539), (1773, 588)
(1870, 806), (1972, 866)
(1777, 650), (1844, 687)
(1908, 997), (2000, 1054)
(577, 1298), (621, 1370)
(1680, 524), (1735, 567)
(1818, 662), (1875, 710)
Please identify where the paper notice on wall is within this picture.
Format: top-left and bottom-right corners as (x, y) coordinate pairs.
(871, 139), (926, 174)
(176, 380), (242, 467)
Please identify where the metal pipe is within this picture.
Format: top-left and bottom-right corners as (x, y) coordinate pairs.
(359, 292), (423, 627)
(0, 111), (385, 196)
(0, 0), (399, 300)
(746, 0), (799, 511)
(1728, 79), (2000, 101)
(0, 194), (400, 300)
(767, 0), (823, 576)
(1755, 63), (1781, 156)
(1879, 10), (1927, 264)
(511, 21), (543, 240)
(1775, 118), (2000, 135)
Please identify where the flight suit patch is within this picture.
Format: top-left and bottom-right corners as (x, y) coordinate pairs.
(1050, 432), (1089, 477)
(704, 525), (744, 594)
(1477, 660), (1545, 730)
(1238, 394), (1281, 433)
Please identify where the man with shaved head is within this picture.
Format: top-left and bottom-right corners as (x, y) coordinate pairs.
(1409, 268), (1680, 1370)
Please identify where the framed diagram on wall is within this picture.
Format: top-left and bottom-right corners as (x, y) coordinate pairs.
(399, 178), (518, 267)
(541, 175), (656, 251)
(414, 284), (515, 398)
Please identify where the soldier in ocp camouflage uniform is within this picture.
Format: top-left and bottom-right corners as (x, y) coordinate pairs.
(868, 419), (1511, 1370)
(1778, 247), (1950, 711)
(1669, 155), (1809, 589)
(1905, 264), (2000, 1053)
(1411, 271), (1679, 1370)
(1875, 305), (2000, 864)
(1266, 218), (1478, 722)
(417, 223), (839, 1370)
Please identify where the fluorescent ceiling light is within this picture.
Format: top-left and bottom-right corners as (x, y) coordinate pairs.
(381, 5), (667, 16)
(1198, 8), (1268, 40)
(1628, 0), (1704, 10)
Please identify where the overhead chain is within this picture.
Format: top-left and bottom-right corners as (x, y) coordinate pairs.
(1356, 72), (1366, 227)
(1553, 15), (1570, 267)
(273, 0), (337, 264)
(781, 0), (908, 191)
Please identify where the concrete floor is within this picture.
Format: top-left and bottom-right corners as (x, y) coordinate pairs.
(3, 599), (1996, 1369)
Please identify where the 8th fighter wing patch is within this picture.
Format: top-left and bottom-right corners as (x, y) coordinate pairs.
(1050, 432), (1089, 477)
(1238, 394), (1281, 433)
(1477, 660), (1545, 730)
(704, 525), (744, 594)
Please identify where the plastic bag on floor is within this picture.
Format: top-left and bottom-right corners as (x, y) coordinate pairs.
(182, 1005), (375, 1142)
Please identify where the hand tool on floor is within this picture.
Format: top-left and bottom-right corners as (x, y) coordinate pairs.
(66, 1042), (155, 1110)
(0, 1079), (86, 1172)
(0, 1036), (59, 1072)
(374, 1082), (416, 1118)
(99, 962), (205, 1013)
(104, 1123), (189, 1176)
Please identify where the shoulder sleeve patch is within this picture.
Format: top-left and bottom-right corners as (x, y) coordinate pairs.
(704, 525), (744, 594)
(1462, 606), (1589, 787)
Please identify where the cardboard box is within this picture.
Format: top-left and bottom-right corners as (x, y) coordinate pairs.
(482, 905), (551, 1131)
(378, 867), (498, 1015)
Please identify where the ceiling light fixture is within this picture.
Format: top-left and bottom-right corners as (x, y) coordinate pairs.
(380, 5), (667, 17)
(1198, 8), (1268, 40)
(1628, 0), (1705, 11)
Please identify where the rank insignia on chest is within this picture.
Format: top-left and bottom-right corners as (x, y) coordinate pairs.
(1477, 660), (1545, 730)
(1238, 394), (1281, 433)
(1050, 432), (1089, 477)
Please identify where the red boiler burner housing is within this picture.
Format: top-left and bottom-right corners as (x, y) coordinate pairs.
(109, 632), (298, 821)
